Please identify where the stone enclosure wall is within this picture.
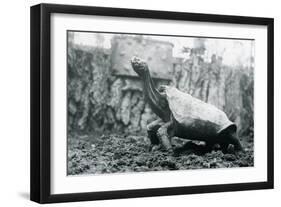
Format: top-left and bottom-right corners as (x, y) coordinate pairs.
(67, 36), (254, 137)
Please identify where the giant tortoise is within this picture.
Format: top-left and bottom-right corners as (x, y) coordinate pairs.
(130, 56), (243, 153)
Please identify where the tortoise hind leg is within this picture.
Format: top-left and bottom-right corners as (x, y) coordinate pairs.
(230, 136), (244, 151)
(226, 133), (244, 152)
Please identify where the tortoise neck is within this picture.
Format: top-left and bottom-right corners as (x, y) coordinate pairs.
(141, 71), (169, 121)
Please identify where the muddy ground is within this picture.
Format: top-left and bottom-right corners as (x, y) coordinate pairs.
(67, 133), (254, 175)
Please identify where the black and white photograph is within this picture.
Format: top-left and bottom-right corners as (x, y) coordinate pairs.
(67, 31), (255, 175)
(29, 3), (274, 204)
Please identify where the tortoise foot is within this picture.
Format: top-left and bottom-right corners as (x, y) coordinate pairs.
(150, 145), (161, 152)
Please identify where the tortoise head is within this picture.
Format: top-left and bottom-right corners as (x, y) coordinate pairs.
(130, 56), (149, 77)
(130, 56), (170, 121)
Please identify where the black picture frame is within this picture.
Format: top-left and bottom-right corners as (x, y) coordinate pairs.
(30, 3), (274, 204)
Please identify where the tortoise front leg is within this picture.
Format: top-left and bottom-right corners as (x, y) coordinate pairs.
(147, 119), (164, 145)
(157, 121), (174, 152)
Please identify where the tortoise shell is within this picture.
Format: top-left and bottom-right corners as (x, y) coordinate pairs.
(165, 86), (237, 138)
